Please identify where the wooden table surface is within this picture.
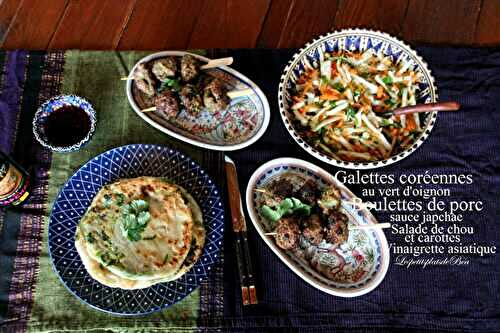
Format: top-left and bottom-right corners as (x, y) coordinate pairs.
(0, 0), (499, 50)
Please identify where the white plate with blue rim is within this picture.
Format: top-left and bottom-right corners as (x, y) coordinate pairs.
(245, 157), (389, 297)
(278, 29), (438, 169)
(126, 51), (270, 151)
(48, 144), (224, 315)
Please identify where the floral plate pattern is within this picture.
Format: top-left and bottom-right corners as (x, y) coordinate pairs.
(48, 144), (224, 315)
(278, 29), (438, 169)
(245, 158), (389, 297)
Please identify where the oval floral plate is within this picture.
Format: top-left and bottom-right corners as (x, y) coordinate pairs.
(278, 29), (438, 169)
(48, 144), (224, 315)
(246, 158), (389, 297)
(126, 51), (270, 151)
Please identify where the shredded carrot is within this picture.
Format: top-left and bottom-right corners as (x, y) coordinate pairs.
(319, 86), (341, 100)
(376, 86), (384, 99)
(331, 62), (337, 77)
(301, 81), (313, 96)
(405, 115), (416, 132)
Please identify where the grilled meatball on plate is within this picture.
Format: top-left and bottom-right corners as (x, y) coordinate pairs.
(151, 57), (177, 82)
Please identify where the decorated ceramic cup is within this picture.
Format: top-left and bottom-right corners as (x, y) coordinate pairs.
(33, 95), (97, 153)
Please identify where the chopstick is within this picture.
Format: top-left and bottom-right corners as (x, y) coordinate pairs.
(225, 156), (258, 306)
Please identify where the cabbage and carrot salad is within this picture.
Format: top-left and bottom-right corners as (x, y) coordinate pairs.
(290, 50), (424, 162)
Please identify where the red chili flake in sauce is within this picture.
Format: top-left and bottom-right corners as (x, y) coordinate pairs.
(44, 105), (91, 147)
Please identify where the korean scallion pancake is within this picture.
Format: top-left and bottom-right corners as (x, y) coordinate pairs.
(76, 177), (194, 281)
(75, 188), (205, 289)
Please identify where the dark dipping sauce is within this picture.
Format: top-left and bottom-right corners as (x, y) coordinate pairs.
(44, 105), (91, 147)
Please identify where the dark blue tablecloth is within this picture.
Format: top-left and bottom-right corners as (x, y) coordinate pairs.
(219, 48), (500, 333)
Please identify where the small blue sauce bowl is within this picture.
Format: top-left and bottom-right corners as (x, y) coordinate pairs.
(33, 95), (97, 153)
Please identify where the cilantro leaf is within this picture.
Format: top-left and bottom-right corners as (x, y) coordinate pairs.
(159, 78), (181, 92)
(137, 211), (151, 226)
(130, 199), (149, 213)
(260, 197), (312, 222)
(382, 76), (393, 85)
(120, 200), (151, 242)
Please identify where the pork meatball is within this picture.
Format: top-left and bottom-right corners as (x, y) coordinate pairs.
(317, 187), (341, 214)
(203, 78), (230, 112)
(179, 84), (203, 114)
(275, 217), (300, 250)
(133, 63), (156, 96)
(269, 179), (294, 200)
(296, 179), (319, 205)
(154, 90), (179, 119)
(180, 55), (200, 82)
(151, 57), (177, 81)
(302, 214), (324, 245)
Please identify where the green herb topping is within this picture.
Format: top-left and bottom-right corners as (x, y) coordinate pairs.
(159, 78), (181, 92)
(85, 232), (95, 244)
(382, 76), (393, 85)
(260, 197), (311, 222)
(121, 199), (151, 242)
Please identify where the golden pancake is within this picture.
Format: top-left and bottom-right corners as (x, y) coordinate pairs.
(77, 177), (193, 281)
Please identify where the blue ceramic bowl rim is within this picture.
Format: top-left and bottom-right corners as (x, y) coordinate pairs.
(33, 94), (97, 153)
(278, 28), (438, 170)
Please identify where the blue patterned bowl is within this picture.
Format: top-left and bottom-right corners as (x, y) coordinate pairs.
(33, 95), (97, 153)
(48, 144), (224, 315)
(278, 29), (438, 169)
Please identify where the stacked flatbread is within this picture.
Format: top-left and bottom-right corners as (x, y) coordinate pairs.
(75, 176), (205, 289)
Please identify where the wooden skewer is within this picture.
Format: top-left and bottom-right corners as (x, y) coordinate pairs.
(141, 106), (157, 113)
(349, 223), (391, 230)
(227, 88), (254, 99)
(383, 101), (460, 117)
(121, 57), (235, 81)
(200, 57), (233, 69)
(265, 223), (390, 236)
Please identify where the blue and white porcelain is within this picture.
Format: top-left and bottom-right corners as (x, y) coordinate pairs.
(33, 95), (97, 153)
(126, 51), (270, 151)
(278, 29), (438, 169)
(48, 144), (224, 315)
(246, 158), (389, 297)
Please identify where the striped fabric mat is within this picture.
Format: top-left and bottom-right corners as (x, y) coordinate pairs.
(0, 50), (224, 333)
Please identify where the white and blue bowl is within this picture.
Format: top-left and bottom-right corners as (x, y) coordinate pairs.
(33, 95), (97, 153)
(278, 29), (438, 169)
